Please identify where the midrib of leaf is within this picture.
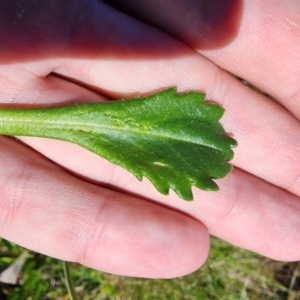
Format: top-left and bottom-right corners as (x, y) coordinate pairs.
(0, 111), (225, 154)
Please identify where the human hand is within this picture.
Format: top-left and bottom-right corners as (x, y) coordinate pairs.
(1, 0), (300, 279)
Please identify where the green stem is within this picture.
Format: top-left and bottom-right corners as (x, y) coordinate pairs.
(62, 261), (79, 300)
(0, 106), (76, 139)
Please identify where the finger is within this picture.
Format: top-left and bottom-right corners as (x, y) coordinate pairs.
(104, 0), (242, 50)
(0, 0), (186, 70)
(107, 0), (300, 116)
(0, 136), (209, 278)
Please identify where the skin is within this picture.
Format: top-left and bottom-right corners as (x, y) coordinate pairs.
(0, 0), (300, 278)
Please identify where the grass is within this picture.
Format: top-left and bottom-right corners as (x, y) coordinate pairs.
(1, 237), (300, 300)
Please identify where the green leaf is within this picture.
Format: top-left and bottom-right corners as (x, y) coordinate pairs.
(0, 88), (236, 200)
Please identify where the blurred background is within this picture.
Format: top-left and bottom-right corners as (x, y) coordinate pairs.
(1, 237), (299, 300)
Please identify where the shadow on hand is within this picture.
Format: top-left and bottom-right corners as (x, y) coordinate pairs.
(0, 0), (243, 66)
(103, 0), (243, 50)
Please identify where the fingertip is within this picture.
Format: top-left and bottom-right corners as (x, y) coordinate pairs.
(74, 200), (210, 278)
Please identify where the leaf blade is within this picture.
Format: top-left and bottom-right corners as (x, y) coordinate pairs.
(52, 88), (236, 200)
(0, 88), (237, 200)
